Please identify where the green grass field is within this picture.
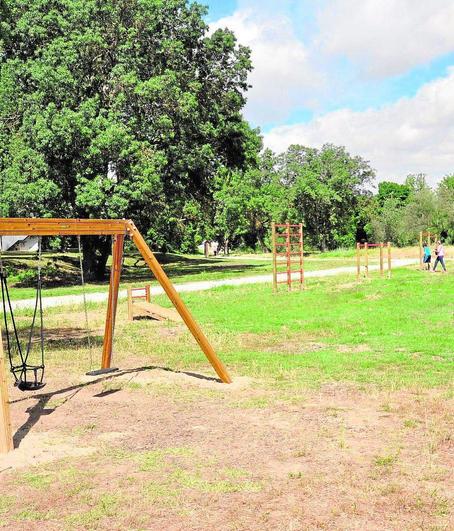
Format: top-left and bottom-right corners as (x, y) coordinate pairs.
(8, 266), (453, 389)
(146, 268), (453, 389)
(0, 245), (432, 301)
(1, 264), (452, 530)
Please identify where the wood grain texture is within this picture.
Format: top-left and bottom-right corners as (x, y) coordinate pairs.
(0, 328), (13, 454)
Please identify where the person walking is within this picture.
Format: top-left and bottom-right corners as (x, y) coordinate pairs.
(433, 241), (447, 272)
(423, 242), (431, 270)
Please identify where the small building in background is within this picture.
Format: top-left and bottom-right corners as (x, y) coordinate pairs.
(0, 236), (39, 252)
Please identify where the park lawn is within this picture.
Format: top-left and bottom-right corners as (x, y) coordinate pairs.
(2, 250), (362, 301)
(6, 266), (453, 390)
(148, 267), (453, 389)
(1, 267), (453, 530)
(2, 244), (452, 301)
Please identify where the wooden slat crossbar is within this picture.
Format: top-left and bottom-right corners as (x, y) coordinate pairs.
(0, 218), (232, 453)
(271, 222), (304, 292)
(0, 218), (128, 236)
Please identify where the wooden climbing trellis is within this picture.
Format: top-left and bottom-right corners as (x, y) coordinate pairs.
(271, 222), (304, 292)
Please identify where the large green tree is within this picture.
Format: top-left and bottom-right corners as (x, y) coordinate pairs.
(278, 144), (374, 250)
(0, 0), (256, 277)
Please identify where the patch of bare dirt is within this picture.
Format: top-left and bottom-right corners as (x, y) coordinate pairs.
(0, 432), (96, 471)
(239, 333), (371, 355)
(0, 370), (452, 530)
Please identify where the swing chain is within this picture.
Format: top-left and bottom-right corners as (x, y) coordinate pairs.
(0, 236), (46, 391)
(77, 236), (94, 371)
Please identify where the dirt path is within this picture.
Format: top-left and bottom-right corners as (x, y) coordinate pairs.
(10, 259), (419, 311)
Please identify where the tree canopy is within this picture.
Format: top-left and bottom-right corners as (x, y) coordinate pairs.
(0, 0), (259, 276)
(0, 0), (452, 268)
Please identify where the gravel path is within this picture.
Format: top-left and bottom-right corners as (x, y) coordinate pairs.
(9, 258), (419, 311)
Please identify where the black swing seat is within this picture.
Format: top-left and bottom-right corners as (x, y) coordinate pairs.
(13, 365), (46, 392)
(16, 380), (46, 392)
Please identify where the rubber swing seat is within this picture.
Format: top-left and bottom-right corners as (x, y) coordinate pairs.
(15, 380), (46, 392)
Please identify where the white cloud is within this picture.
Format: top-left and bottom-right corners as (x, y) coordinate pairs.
(264, 68), (454, 185)
(318, 0), (454, 78)
(210, 9), (322, 124)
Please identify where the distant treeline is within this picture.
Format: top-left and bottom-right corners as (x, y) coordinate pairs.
(1, 0), (452, 278)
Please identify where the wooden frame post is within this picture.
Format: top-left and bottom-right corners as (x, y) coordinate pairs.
(127, 286), (133, 321)
(126, 222), (231, 384)
(271, 222), (277, 292)
(379, 243), (384, 277)
(286, 223), (291, 292)
(145, 285), (151, 303)
(0, 328), (13, 454)
(299, 223), (305, 290)
(364, 242), (369, 278)
(101, 234), (125, 370)
(419, 231), (423, 269)
(356, 243), (361, 280)
(387, 242), (392, 278)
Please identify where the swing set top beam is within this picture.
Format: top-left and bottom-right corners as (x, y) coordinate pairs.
(0, 218), (129, 236)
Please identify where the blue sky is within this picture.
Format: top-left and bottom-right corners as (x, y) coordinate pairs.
(203, 0), (454, 184)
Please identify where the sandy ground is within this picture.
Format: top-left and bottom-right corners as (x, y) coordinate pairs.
(1, 363), (452, 530)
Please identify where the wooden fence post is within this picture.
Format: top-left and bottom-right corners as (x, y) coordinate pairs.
(379, 243), (384, 277)
(387, 242), (392, 278)
(365, 242), (369, 278)
(271, 222), (277, 293)
(356, 243), (361, 280)
(286, 223), (291, 292)
(419, 231), (423, 269)
(299, 223), (304, 290)
(0, 327), (13, 454)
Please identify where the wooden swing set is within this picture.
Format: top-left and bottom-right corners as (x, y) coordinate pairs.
(0, 218), (231, 454)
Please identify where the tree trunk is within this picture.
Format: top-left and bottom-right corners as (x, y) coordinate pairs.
(82, 236), (111, 281)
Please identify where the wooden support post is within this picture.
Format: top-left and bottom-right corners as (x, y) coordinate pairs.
(127, 286), (133, 322)
(271, 222), (277, 293)
(419, 231), (423, 269)
(299, 223), (304, 289)
(101, 234), (125, 370)
(356, 243), (361, 280)
(126, 221), (232, 384)
(379, 243), (384, 277)
(0, 328), (13, 454)
(387, 242), (392, 278)
(145, 285), (151, 303)
(365, 242), (369, 278)
(286, 223), (291, 292)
